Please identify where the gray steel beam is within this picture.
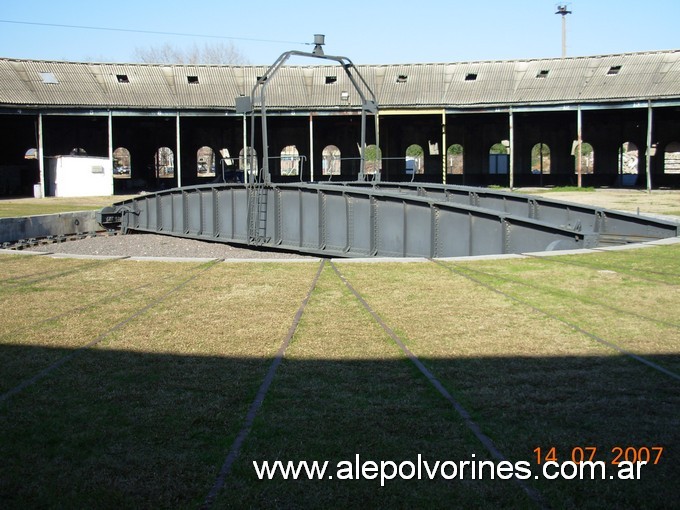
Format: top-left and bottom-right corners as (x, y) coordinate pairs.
(331, 182), (680, 240)
(99, 182), (678, 259)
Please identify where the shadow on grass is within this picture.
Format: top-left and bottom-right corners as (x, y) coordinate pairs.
(0, 345), (678, 509)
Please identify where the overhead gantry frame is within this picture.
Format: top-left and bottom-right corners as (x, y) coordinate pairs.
(236, 35), (379, 184)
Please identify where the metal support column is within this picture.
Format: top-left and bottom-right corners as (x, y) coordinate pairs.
(576, 105), (583, 188)
(38, 112), (44, 198)
(359, 107), (367, 181)
(374, 111), (380, 182)
(108, 111), (113, 175)
(242, 113), (248, 184)
(646, 101), (654, 192)
(176, 113), (182, 188)
(509, 108), (514, 189)
(441, 110), (447, 184)
(309, 113), (315, 182)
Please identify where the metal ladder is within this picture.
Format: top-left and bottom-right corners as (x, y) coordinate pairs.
(247, 181), (270, 245)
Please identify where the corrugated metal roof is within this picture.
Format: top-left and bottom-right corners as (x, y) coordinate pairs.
(513, 58), (590, 103)
(1, 50), (679, 110)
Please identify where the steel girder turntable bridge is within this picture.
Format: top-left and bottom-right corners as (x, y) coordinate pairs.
(97, 181), (679, 258)
(98, 39), (678, 257)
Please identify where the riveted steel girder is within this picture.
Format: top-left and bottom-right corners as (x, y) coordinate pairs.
(98, 183), (679, 258)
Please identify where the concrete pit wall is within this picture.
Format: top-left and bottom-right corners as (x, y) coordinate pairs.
(0, 210), (100, 244)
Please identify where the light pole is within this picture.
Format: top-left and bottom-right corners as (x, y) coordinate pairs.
(555, 5), (572, 58)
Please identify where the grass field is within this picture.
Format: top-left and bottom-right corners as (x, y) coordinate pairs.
(0, 196), (138, 218)
(0, 243), (678, 508)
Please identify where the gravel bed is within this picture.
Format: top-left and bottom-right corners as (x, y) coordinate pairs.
(29, 233), (318, 259)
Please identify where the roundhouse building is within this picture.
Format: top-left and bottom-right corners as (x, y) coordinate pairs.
(0, 49), (679, 197)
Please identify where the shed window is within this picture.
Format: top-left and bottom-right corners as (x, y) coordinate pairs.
(536, 70), (549, 78)
(187, 75), (199, 84)
(465, 73), (478, 81)
(116, 74), (129, 83)
(397, 74), (408, 83)
(607, 65), (622, 75)
(325, 75), (337, 84)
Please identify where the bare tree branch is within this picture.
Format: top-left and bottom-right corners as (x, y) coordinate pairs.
(132, 41), (249, 65)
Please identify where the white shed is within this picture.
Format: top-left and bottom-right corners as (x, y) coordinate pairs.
(47, 156), (113, 197)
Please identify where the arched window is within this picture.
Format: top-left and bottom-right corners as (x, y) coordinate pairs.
(197, 146), (215, 177)
(664, 141), (680, 174)
(446, 144), (463, 174)
(618, 142), (639, 183)
(155, 147), (174, 179)
(363, 144), (382, 175)
(239, 147), (258, 176)
(24, 148), (38, 160)
(322, 145), (341, 176)
(113, 147), (131, 179)
(280, 145), (300, 176)
(405, 144), (424, 175)
(575, 142), (594, 174)
(489, 142), (509, 175)
(531, 143), (551, 174)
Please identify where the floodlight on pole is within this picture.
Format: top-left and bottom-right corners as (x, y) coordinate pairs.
(555, 5), (572, 58)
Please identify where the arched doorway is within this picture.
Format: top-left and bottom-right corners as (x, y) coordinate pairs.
(155, 147), (174, 179)
(197, 146), (215, 177)
(446, 144), (463, 175)
(322, 145), (341, 178)
(618, 142), (639, 186)
(531, 143), (551, 175)
(405, 144), (424, 178)
(280, 145), (300, 177)
(363, 144), (382, 177)
(113, 147), (131, 179)
(575, 142), (594, 174)
(489, 142), (509, 175)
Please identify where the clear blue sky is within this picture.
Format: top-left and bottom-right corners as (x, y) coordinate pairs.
(0, 0), (678, 65)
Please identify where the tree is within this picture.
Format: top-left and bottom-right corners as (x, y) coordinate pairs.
(406, 144), (423, 157)
(363, 144), (382, 175)
(447, 144), (463, 156)
(490, 143), (508, 155)
(133, 41), (249, 65)
(363, 144), (382, 161)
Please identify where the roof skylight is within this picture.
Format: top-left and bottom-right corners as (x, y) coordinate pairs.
(39, 72), (58, 84)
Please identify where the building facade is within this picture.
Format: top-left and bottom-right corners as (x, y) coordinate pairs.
(1, 50), (679, 196)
